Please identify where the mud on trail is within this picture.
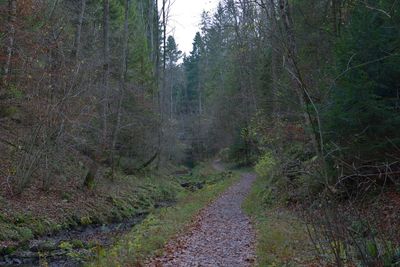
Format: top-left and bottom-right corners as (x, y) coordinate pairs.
(148, 173), (257, 267)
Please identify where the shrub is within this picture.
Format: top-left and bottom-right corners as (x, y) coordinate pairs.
(255, 151), (277, 180)
(227, 128), (260, 167)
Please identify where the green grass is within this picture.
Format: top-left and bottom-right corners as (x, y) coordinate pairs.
(89, 169), (239, 266)
(243, 174), (316, 267)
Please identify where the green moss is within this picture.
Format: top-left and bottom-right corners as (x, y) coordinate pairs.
(0, 214), (59, 242)
(17, 227), (33, 241)
(7, 85), (23, 99)
(71, 239), (85, 249)
(0, 224), (20, 241)
(37, 241), (57, 252)
(110, 197), (139, 219)
(31, 218), (59, 236)
(80, 216), (92, 226)
(59, 241), (73, 250)
(90, 214), (107, 225)
(110, 209), (123, 222)
(0, 106), (18, 118)
(86, 241), (98, 249)
(0, 211), (5, 221)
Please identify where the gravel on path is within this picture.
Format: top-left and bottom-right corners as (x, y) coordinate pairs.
(148, 172), (257, 267)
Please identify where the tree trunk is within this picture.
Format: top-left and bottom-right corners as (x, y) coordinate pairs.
(268, 0), (280, 117)
(149, 0), (157, 73)
(3, 0), (17, 88)
(71, 0), (86, 60)
(102, 0), (110, 147)
(170, 73), (174, 119)
(199, 87), (203, 115)
(278, 0), (323, 159)
(111, 0), (130, 177)
(161, 0), (167, 114)
(155, 0), (167, 168)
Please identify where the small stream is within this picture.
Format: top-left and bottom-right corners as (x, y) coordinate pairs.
(0, 201), (173, 267)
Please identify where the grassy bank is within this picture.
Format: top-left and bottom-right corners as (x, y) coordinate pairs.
(90, 167), (238, 266)
(0, 175), (180, 237)
(243, 174), (316, 266)
(0, 163), (227, 253)
(0, 172), (185, 256)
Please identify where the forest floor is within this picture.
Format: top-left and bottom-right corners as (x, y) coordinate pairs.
(147, 171), (257, 267)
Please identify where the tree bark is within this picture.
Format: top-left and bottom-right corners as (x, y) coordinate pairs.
(111, 0), (130, 177)
(148, 0), (157, 74)
(268, 0), (281, 117)
(71, 0), (86, 60)
(102, 0), (110, 147)
(3, 0), (17, 87)
(170, 71), (174, 119)
(278, 0), (323, 159)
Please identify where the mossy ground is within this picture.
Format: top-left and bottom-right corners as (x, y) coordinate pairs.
(0, 175), (180, 247)
(0, 165), (192, 250)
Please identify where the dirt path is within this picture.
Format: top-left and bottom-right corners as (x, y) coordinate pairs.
(148, 172), (257, 267)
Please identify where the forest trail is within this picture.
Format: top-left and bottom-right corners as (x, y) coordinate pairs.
(148, 171), (257, 267)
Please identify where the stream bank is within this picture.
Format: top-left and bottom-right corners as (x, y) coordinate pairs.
(1, 201), (174, 267)
(1, 164), (228, 266)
